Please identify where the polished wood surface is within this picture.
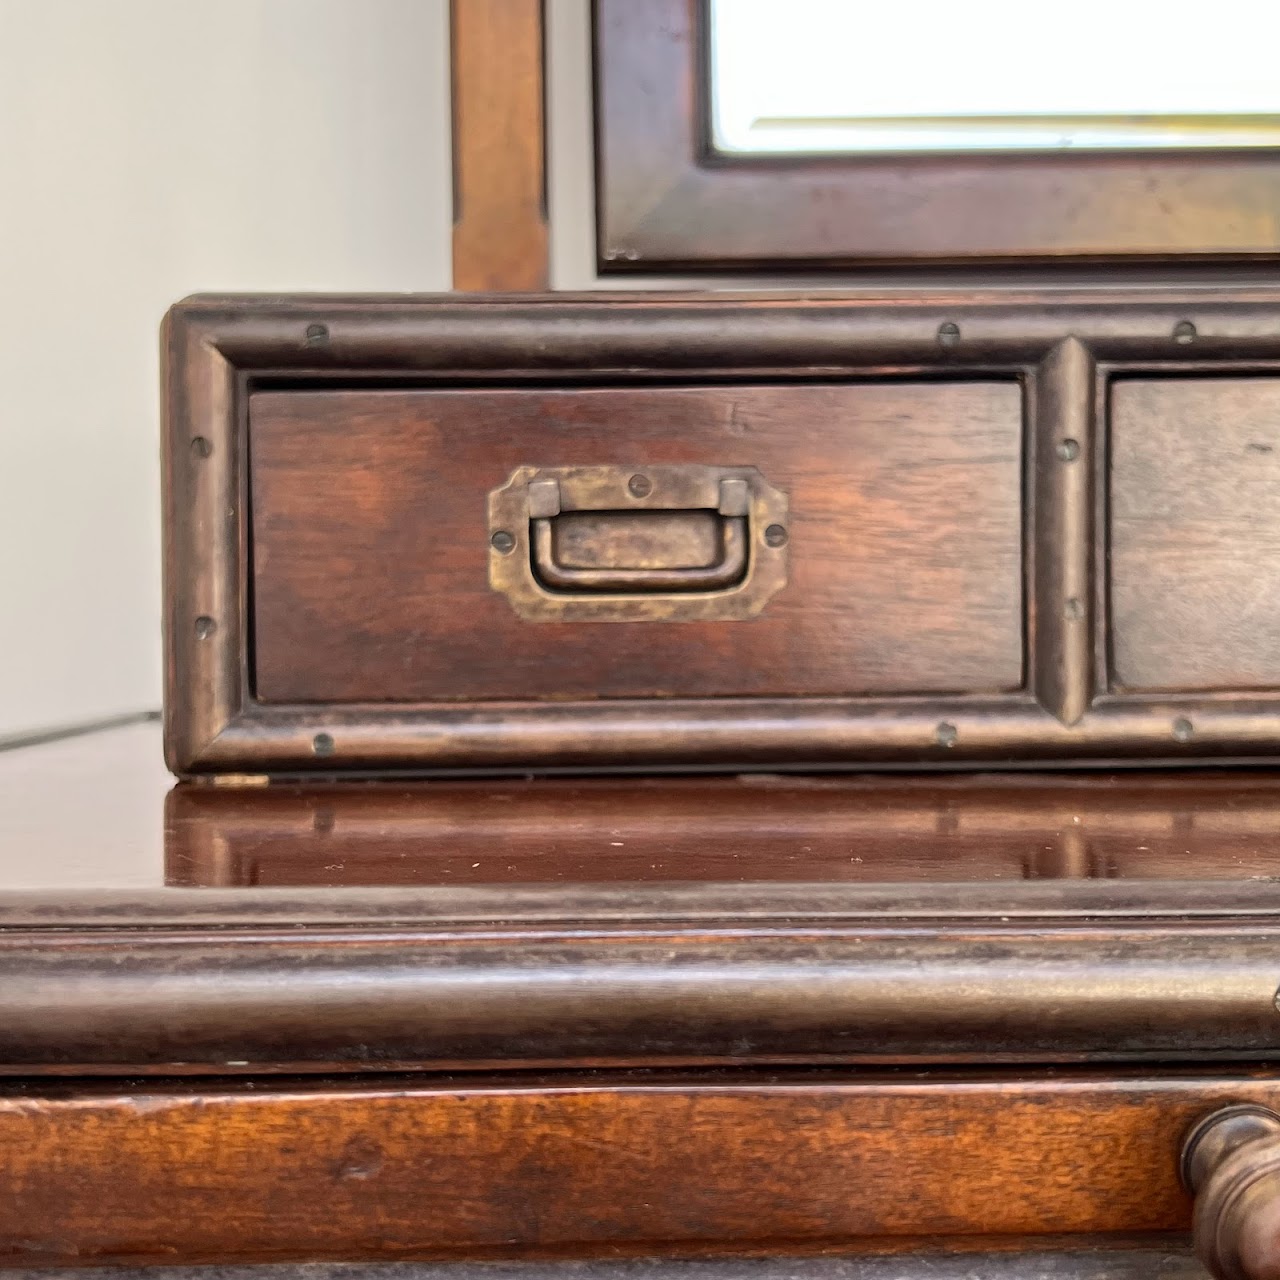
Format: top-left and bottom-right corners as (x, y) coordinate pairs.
(248, 383), (1023, 702)
(1112, 379), (1280, 693)
(0, 1069), (1271, 1264)
(6, 722), (1280, 1070)
(166, 772), (1280, 888)
(12, 874), (1280, 1070)
(595, 0), (1280, 272)
(450, 0), (547, 290)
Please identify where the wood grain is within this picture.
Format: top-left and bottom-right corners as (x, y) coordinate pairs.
(1111, 378), (1280, 692)
(10, 868), (1280, 1070)
(451, 0), (547, 290)
(249, 383), (1024, 703)
(0, 1071), (1272, 1264)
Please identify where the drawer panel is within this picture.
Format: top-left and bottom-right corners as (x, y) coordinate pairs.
(1112, 377), (1280, 692)
(0, 1072), (1270, 1264)
(249, 383), (1024, 703)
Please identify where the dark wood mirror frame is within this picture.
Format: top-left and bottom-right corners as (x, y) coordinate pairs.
(594, 0), (1280, 274)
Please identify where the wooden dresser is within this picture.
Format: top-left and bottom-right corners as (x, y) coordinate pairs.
(2, 722), (1280, 1277)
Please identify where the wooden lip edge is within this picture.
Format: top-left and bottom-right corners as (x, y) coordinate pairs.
(167, 290), (1280, 354)
(4, 880), (1280, 930)
(0, 1242), (1205, 1280)
(2, 926), (1280, 1067)
(186, 699), (1280, 773)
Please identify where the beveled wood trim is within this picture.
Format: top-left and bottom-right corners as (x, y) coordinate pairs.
(5, 877), (1280, 1070)
(163, 290), (1280, 775)
(1032, 339), (1097, 725)
(451, 0), (548, 289)
(0, 1069), (1269, 1263)
(595, 0), (1280, 272)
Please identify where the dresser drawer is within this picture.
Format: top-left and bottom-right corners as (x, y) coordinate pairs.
(164, 293), (1280, 774)
(2, 1071), (1276, 1266)
(1112, 377), (1280, 693)
(248, 382), (1022, 704)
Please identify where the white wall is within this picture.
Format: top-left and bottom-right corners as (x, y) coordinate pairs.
(0, 0), (451, 739)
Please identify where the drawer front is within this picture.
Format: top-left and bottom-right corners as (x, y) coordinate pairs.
(1112, 378), (1280, 692)
(0, 1072), (1273, 1265)
(249, 383), (1024, 703)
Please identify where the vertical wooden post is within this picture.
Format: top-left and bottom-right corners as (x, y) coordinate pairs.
(451, 0), (549, 291)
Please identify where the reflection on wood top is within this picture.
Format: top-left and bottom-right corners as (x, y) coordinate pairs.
(167, 770), (1280, 888)
(3, 721), (1280, 896)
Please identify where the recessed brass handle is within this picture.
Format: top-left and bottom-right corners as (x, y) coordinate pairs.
(1182, 1104), (1280, 1280)
(532, 512), (748, 593)
(487, 464), (789, 623)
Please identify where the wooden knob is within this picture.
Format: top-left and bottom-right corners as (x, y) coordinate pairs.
(1184, 1105), (1280, 1280)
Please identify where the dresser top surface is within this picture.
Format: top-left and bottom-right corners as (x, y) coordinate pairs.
(4, 718), (1280, 902)
(5, 721), (1280, 1069)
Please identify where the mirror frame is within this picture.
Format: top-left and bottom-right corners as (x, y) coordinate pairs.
(594, 0), (1280, 273)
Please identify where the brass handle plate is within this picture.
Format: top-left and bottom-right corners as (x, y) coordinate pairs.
(1182, 1104), (1280, 1280)
(487, 464), (788, 622)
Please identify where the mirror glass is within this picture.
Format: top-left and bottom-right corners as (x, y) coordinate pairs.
(710, 0), (1280, 154)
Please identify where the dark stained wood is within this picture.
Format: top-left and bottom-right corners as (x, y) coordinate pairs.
(0, 1069), (1272, 1264)
(595, 0), (1280, 272)
(13, 859), (1280, 1070)
(163, 290), (1280, 773)
(249, 383), (1023, 703)
(164, 772), (1280, 889)
(1032, 339), (1097, 724)
(0, 1249), (1213, 1280)
(1111, 378), (1280, 692)
(451, 0), (548, 290)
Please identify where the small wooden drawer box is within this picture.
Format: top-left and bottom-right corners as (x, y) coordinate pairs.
(163, 291), (1280, 775)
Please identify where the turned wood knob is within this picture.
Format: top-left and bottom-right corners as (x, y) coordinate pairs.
(1184, 1105), (1280, 1279)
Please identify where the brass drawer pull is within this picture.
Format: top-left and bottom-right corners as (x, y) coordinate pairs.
(488, 464), (788, 622)
(1183, 1104), (1280, 1280)
(530, 480), (748, 593)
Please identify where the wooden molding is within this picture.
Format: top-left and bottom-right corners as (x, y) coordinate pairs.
(451, 0), (548, 290)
